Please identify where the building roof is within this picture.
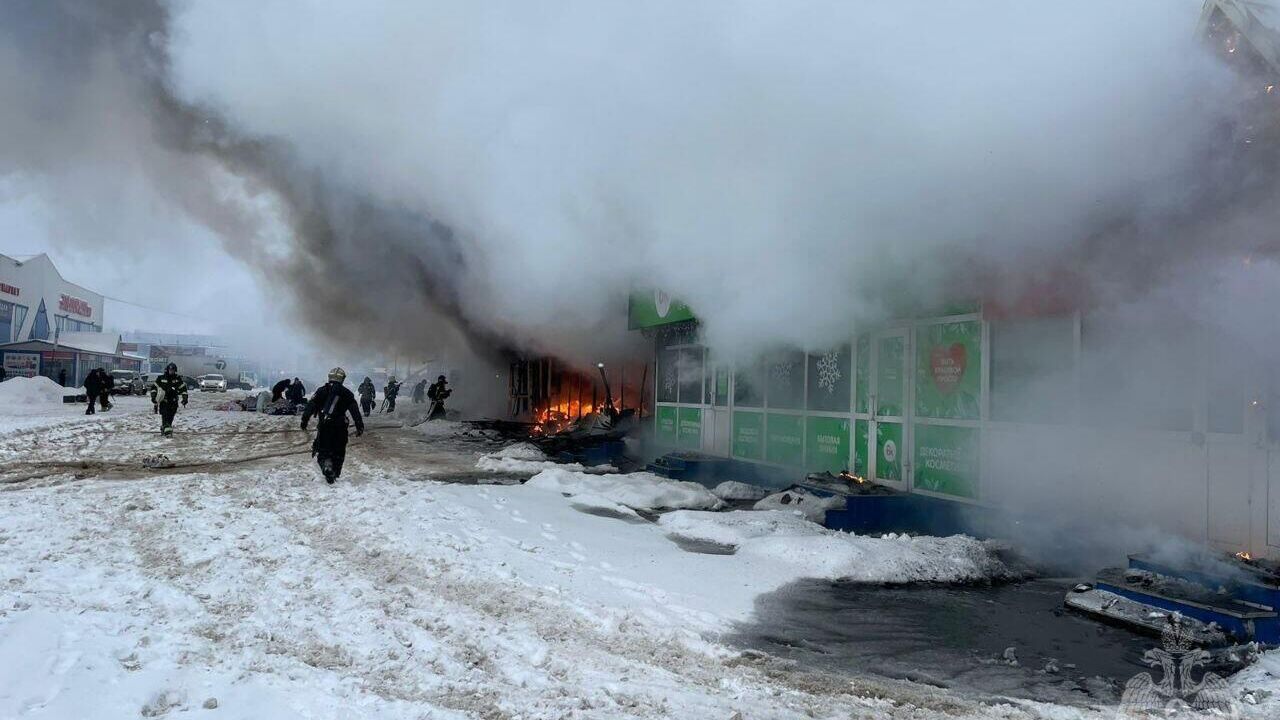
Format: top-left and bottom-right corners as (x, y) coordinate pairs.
(0, 332), (121, 356)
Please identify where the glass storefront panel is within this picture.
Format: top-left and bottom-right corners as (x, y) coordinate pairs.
(914, 320), (981, 420)
(807, 344), (851, 412)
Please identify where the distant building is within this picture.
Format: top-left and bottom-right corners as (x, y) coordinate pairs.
(0, 332), (142, 386)
(0, 252), (104, 344)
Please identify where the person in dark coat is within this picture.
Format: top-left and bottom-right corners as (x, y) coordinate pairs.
(57, 368), (67, 387)
(301, 367), (364, 484)
(357, 376), (376, 417)
(426, 375), (451, 419)
(412, 379), (427, 404)
(382, 376), (401, 413)
(150, 363), (189, 436)
(97, 369), (114, 411)
(83, 368), (102, 415)
(286, 377), (307, 405)
(271, 377), (292, 402)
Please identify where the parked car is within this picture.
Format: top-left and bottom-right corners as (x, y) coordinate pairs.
(109, 369), (145, 396)
(198, 373), (228, 392)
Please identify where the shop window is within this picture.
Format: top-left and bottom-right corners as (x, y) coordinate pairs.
(1081, 309), (1193, 432)
(29, 299), (49, 341)
(766, 349), (806, 410)
(990, 316), (1075, 423)
(734, 359), (765, 408)
(807, 344), (851, 412)
(713, 364), (730, 407)
(854, 335), (870, 413)
(0, 301), (12, 343)
(657, 347), (678, 403)
(677, 348), (704, 404)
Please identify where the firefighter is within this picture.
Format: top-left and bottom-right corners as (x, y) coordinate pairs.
(357, 376), (376, 417)
(301, 367), (364, 484)
(150, 362), (189, 436)
(286, 377), (307, 406)
(83, 368), (102, 415)
(271, 377), (291, 402)
(413, 379), (427, 404)
(382, 376), (401, 413)
(426, 374), (451, 420)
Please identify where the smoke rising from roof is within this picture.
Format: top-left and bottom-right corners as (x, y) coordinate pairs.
(2, 1), (1278, 363)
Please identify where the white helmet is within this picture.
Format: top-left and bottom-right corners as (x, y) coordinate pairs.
(328, 367), (347, 383)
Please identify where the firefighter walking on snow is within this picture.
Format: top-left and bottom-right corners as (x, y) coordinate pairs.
(301, 367), (364, 484)
(150, 362), (188, 436)
(426, 374), (451, 420)
(357, 376), (376, 417)
(382, 376), (401, 413)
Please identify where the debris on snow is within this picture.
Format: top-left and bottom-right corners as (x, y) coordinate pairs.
(753, 488), (844, 523)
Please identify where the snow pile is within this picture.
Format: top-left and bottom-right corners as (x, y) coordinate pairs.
(1232, 648), (1280, 717)
(0, 376), (73, 406)
(493, 442), (547, 461)
(660, 509), (819, 545)
(412, 419), (467, 437)
(753, 487), (845, 523)
(526, 468), (722, 511)
(660, 510), (1019, 584)
(711, 480), (771, 501)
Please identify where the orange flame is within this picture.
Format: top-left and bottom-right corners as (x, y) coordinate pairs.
(1237, 551), (1253, 562)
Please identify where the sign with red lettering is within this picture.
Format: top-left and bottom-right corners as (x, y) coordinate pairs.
(0, 282), (18, 297)
(59, 294), (93, 318)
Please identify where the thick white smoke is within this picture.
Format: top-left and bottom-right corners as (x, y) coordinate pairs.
(164, 0), (1240, 358)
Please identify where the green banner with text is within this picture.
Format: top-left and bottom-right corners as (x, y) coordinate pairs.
(913, 423), (980, 499)
(732, 411), (763, 460)
(629, 289), (696, 329)
(656, 406), (677, 445)
(677, 407), (702, 449)
(805, 416), (850, 474)
(915, 320), (982, 420)
(766, 413), (804, 466)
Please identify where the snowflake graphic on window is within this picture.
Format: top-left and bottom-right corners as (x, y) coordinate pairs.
(770, 361), (794, 383)
(663, 366), (678, 394)
(816, 351), (841, 395)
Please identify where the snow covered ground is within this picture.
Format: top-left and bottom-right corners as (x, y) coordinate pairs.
(0, 389), (1276, 718)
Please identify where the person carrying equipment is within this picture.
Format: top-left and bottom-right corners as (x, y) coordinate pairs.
(382, 376), (401, 413)
(413, 379), (427, 404)
(286, 377), (307, 406)
(83, 368), (102, 415)
(301, 367), (364, 484)
(150, 362), (189, 437)
(98, 368), (114, 411)
(425, 374), (451, 420)
(357, 376), (376, 417)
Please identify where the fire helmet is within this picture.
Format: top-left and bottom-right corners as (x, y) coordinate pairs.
(437, 375), (446, 382)
(328, 367), (347, 383)
(165, 362), (178, 373)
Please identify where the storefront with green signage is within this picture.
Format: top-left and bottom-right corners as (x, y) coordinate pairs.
(633, 290), (989, 503)
(634, 288), (1280, 560)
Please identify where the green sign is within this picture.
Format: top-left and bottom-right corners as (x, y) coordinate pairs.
(915, 320), (981, 420)
(806, 416), (850, 474)
(914, 423), (979, 499)
(656, 406), (677, 445)
(875, 421), (902, 482)
(766, 413), (804, 466)
(677, 407), (702, 449)
(853, 419), (869, 477)
(629, 290), (696, 329)
(732, 411), (763, 459)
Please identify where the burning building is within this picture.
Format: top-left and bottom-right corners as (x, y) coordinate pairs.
(624, 0), (1280, 561)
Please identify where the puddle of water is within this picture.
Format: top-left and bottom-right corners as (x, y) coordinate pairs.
(732, 578), (1175, 705)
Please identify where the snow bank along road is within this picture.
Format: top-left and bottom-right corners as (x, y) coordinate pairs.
(0, 393), (1274, 719)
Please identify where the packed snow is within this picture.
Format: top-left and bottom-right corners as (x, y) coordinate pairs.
(1, 394), (1275, 718)
(711, 480), (772, 501)
(525, 467), (722, 512)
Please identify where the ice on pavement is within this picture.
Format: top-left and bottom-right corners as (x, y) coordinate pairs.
(526, 467), (722, 511)
(0, 375), (75, 406)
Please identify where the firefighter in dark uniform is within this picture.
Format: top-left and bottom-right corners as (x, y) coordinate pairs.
(271, 377), (292, 402)
(83, 368), (102, 415)
(301, 367), (364, 484)
(357, 376), (376, 417)
(382, 376), (401, 413)
(426, 375), (451, 419)
(150, 363), (188, 436)
(98, 368), (114, 411)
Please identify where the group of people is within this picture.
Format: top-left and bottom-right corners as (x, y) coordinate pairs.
(270, 377), (308, 406)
